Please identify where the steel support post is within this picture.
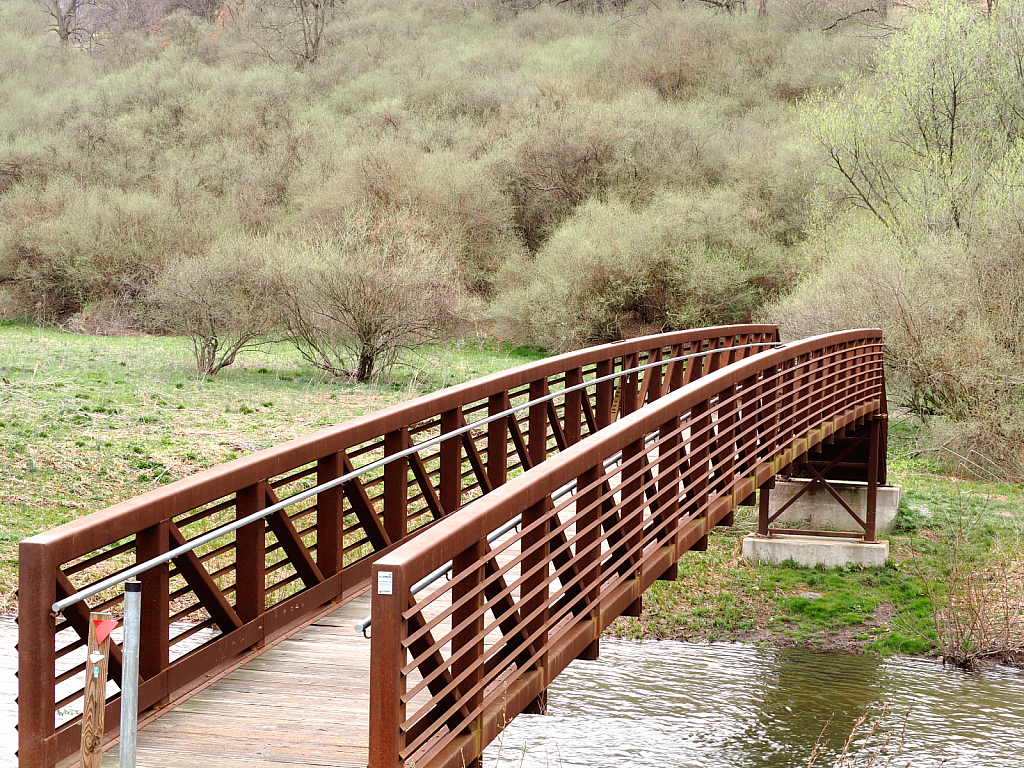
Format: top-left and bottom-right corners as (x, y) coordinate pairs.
(528, 379), (548, 468)
(18, 541), (56, 768)
(758, 479), (773, 536)
(564, 368), (583, 446)
(384, 429), (409, 544)
(119, 581), (142, 768)
(440, 409), (461, 514)
(136, 521), (169, 692)
(316, 452), (344, 583)
(452, 541), (485, 768)
(577, 464), (602, 660)
(488, 393), (510, 488)
(520, 498), (550, 712)
(235, 483), (266, 641)
(866, 418), (880, 543)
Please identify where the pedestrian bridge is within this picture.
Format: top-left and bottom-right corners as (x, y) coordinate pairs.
(17, 325), (887, 768)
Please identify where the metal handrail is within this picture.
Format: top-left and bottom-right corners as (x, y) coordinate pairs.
(51, 340), (780, 614)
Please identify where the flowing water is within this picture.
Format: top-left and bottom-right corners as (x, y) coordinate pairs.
(4, 621), (1024, 767)
(483, 639), (1024, 768)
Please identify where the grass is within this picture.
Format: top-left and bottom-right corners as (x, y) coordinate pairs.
(0, 322), (546, 612)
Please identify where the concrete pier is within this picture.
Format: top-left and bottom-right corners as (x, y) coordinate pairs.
(769, 480), (901, 534)
(742, 534), (889, 568)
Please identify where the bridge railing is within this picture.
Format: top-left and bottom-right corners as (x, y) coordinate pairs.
(367, 329), (885, 768)
(18, 324), (778, 768)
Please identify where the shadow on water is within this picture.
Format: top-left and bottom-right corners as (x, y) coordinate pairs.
(736, 648), (883, 766)
(485, 640), (1024, 768)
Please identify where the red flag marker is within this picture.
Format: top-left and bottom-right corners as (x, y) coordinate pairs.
(93, 618), (118, 644)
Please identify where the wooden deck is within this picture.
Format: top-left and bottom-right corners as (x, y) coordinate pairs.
(100, 595), (375, 768)
(98, 526), (531, 768)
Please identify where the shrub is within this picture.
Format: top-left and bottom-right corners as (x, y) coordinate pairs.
(276, 211), (462, 382)
(766, 220), (1024, 480)
(494, 194), (757, 351)
(1, 183), (203, 322)
(146, 237), (279, 375)
(495, 112), (619, 251)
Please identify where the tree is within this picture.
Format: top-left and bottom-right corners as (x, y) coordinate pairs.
(808, 3), (999, 238)
(37, 0), (84, 42)
(234, 0), (338, 65)
(277, 214), (461, 382)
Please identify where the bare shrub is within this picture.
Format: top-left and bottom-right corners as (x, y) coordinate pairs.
(807, 703), (923, 768)
(904, 497), (1024, 670)
(1, 184), (202, 322)
(276, 212), (461, 382)
(146, 237), (279, 375)
(766, 219), (1024, 479)
(932, 540), (1024, 670)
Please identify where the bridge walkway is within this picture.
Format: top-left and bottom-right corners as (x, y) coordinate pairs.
(96, 525), (533, 768)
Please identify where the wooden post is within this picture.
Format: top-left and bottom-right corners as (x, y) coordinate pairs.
(80, 611), (114, 768)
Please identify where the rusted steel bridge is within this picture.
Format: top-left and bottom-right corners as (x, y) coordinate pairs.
(17, 325), (887, 768)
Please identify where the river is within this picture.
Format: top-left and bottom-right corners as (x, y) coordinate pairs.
(4, 621), (1024, 767)
(483, 639), (1024, 767)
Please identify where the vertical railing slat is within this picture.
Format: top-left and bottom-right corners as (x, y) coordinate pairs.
(137, 521), (169, 694)
(235, 484), (266, 628)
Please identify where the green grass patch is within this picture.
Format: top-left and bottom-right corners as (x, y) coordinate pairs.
(0, 324), (545, 611)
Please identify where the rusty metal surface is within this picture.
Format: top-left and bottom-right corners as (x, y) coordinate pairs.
(367, 329), (886, 768)
(17, 325), (779, 768)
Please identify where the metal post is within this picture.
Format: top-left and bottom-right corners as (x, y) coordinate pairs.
(119, 580), (141, 768)
(758, 481), (772, 536)
(865, 418), (880, 543)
